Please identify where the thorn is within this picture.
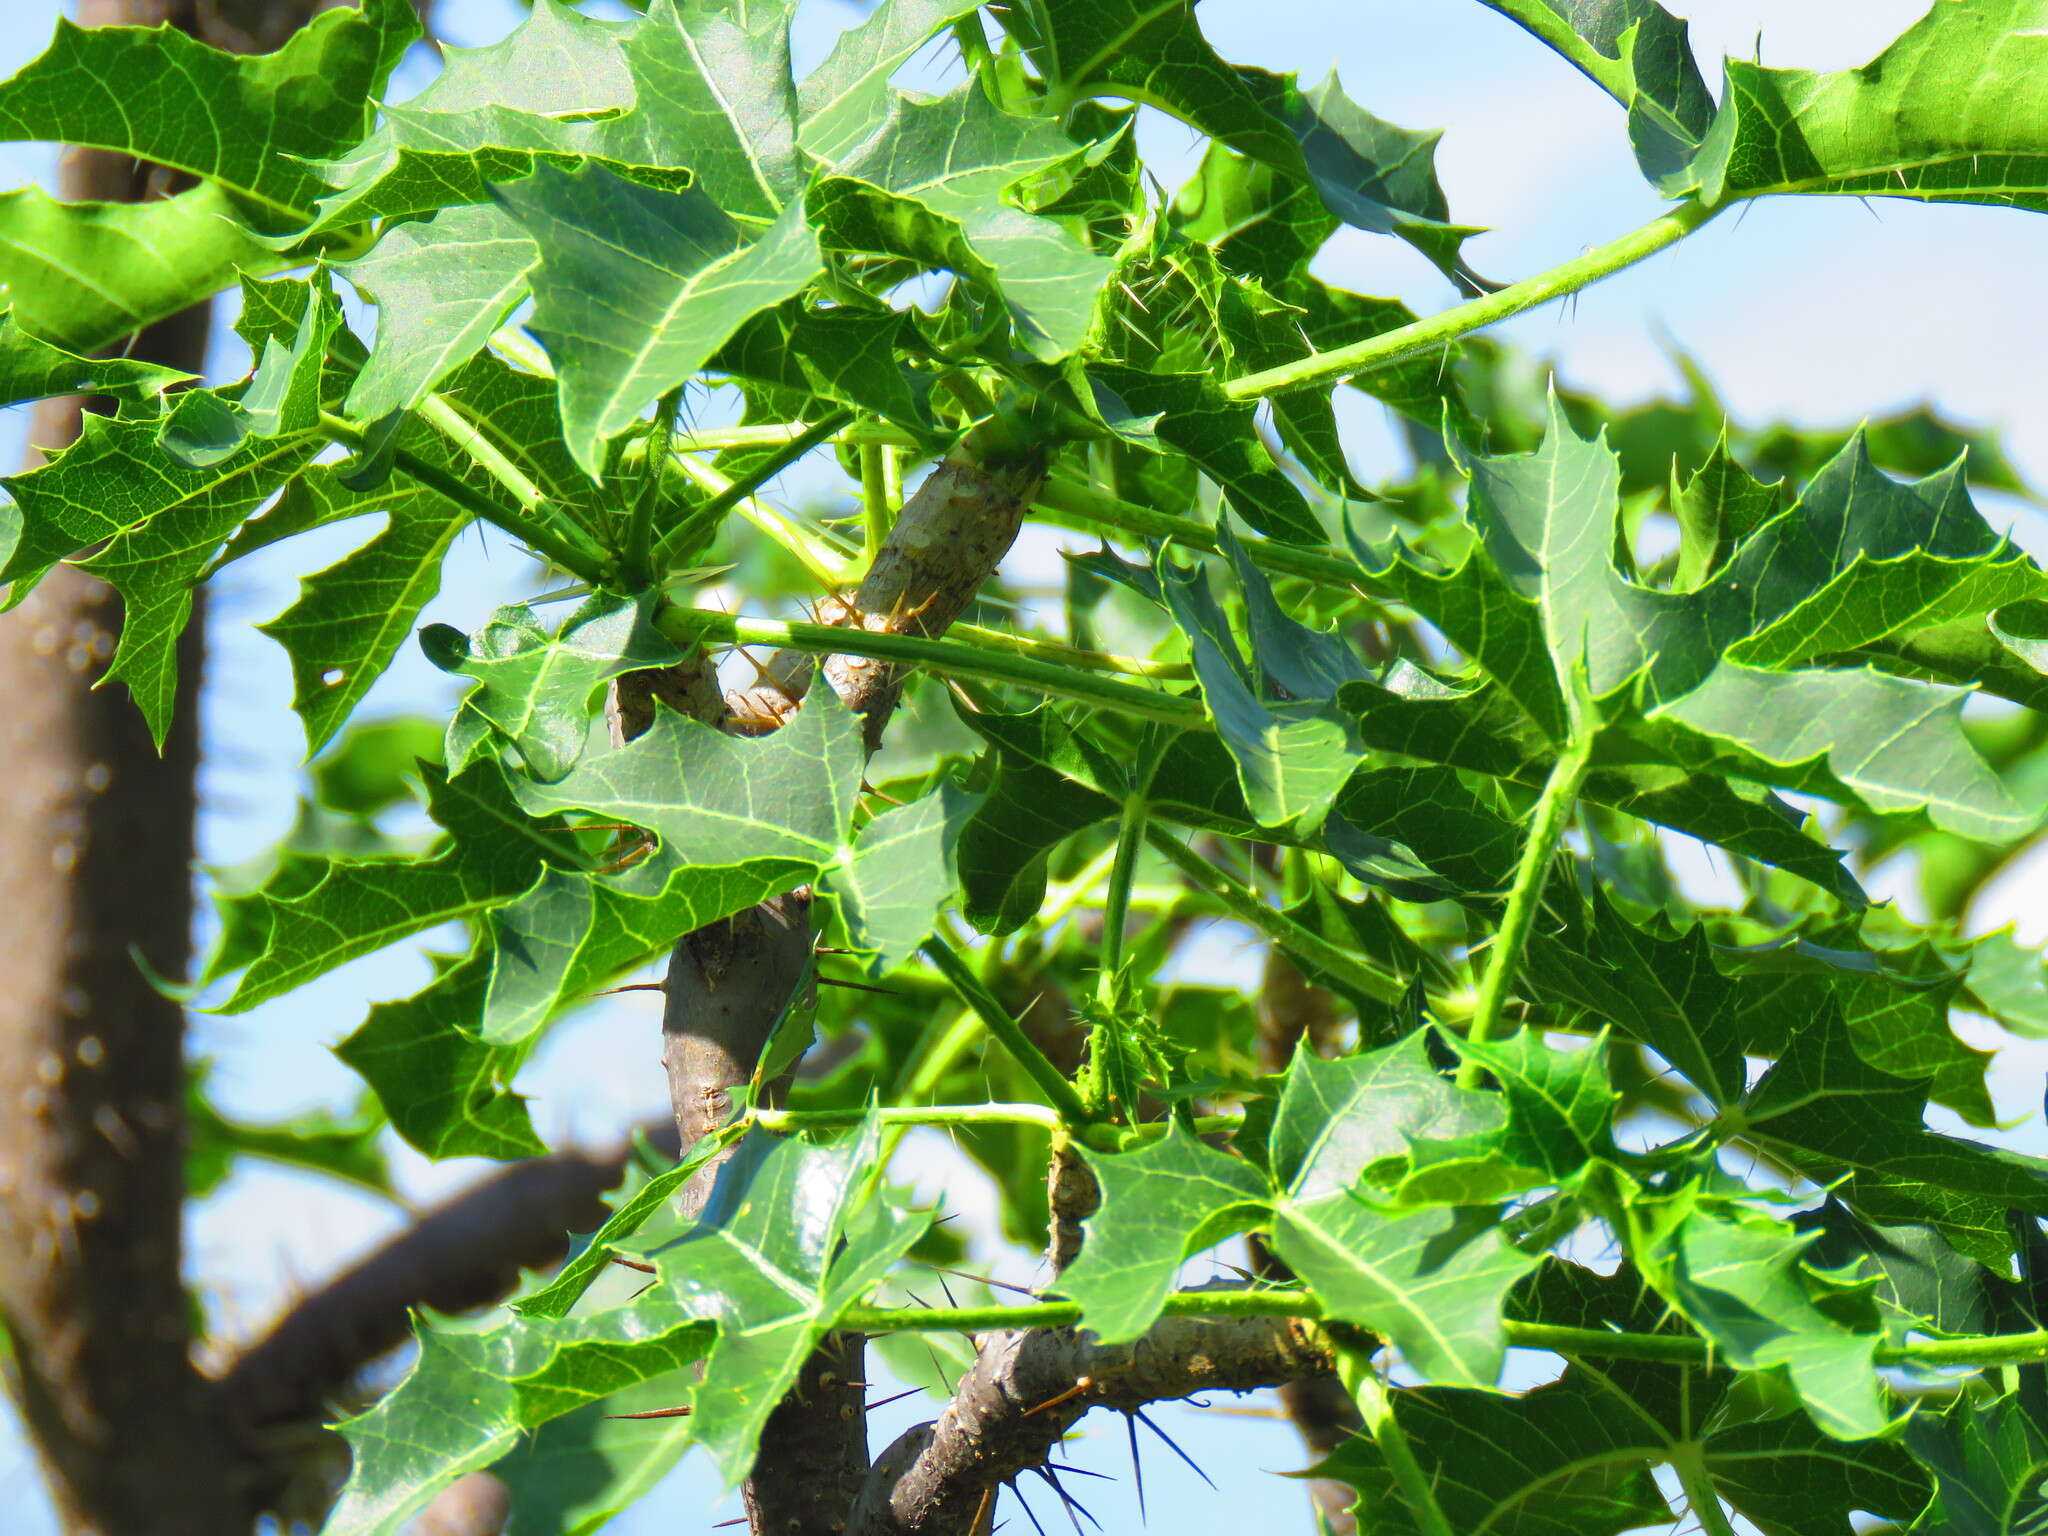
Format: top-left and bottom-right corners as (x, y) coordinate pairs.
(1023, 1379), (1093, 1417)
(860, 779), (908, 807)
(973, 1484), (1002, 1536)
(736, 645), (803, 702)
(589, 981), (667, 998)
(817, 975), (905, 996)
(923, 1265), (1041, 1299)
(1028, 1466), (1100, 1534)
(1125, 1414), (1147, 1523)
(866, 1385), (925, 1413)
(604, 1405), (692, 1420)
(1011, 1481), (1050, 1536)
(1133, 1410), (1214, 1489)
(606, 1252), (657, 1274)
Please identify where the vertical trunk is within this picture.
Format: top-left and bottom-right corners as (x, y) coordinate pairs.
(0, 4), (326, 1530)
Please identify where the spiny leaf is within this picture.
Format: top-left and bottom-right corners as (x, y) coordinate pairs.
(653, 1121), (927, 1485)
(1694, 0), (2048, 215)
(807, 82), (1112, 359)
(0, 307), (190, 407)
(0, 0), (418, 229)
(339, 204), (539, 423)
(1000, 0), (1305, 176)
(477, 698), (864, 1045)
(1059, 1124), (1269, 1344)
(425, 592), (683, 784)
(795, 0), (983, 164)
(333, 946), (545, 1160)
(497, 165), (821, 475)
(320, 1297), (710, 1535)
(0, 409), (320, 744)
(1479, 0), (1714, 189)
(217, 758), (579, 1013)
(0, 183), (291, 354)
(820, 784), (974, 973)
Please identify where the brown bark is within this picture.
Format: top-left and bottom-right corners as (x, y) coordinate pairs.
(648, 435), (1046, 1536)
(0, 5), (384, 1531)
(849, 1307), (1335, 1536)
(220, 1143), (636, 1436)
(0, 10), (241, 1532)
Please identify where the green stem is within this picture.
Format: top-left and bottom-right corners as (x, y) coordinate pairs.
(655, 607), (1210, 730)
(860, 438), (893, 568)
(831, 1296), (2048, 1374)
(1334, 1338), (1456, 1536)
(921, 935), (1098, 1131)
(947, 622), (1190, 679)
(1459, 730), (1594, 1086)
(752, 1102), (1064, 1135)
(415, 393), (556, 522)
(1144, 827), (1405, 1005)
(1223, 199), (1718, 400)
(672, 420), (916, 452)
(1033, 477), (1363, 591)
(1668, 1444), (1741, 1536)
(624, 388), (682, 584)
(318, 412), (611, 587)
(657, 408), (856, 571)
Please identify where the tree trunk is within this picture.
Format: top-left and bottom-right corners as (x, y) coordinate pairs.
(0, 4), (325, 1531)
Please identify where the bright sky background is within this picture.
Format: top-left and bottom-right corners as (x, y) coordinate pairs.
(2, 1), (2044, 1532)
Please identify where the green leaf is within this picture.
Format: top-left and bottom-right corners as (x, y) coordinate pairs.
(1479, 0), (1714, 189)
(0, 307), (189, 406)
(1391, 1030), (1616, 1205)
(1270, 71), (1483, 290)
(426, 592), (683, 783)
(484, 1372), (698, 1536)
(807, 82), (1112, 360)
(0, 183), (291, 354)
(217, 758), (578, 1012)
(1384, 396), (2039, 840)
(517, 1134), (740, 1321)
(654, 1122), (927, 1485)
(256, 461), (472, 757)
(334, 945), (545, 1160)
(1640, 662), (2033, 844)
(1906, 1389), (2048, 1535)
(496, 165), (821, 475)
(514, 688), (862, 873)
(476, 697), (864, 1045)
(820, 784), (974, 973)
(1640, 1201), (1889, 1440)
(1742, 1021), (2048, 1263)
(1314, 1369), (1674, 1536)
(321, 1299), (710, 1536)
(1694, 0), (2048, 215)
(339, 203), (539, 422)
(1059, 1124), (1269, 1343)
(1271, 1197), (1535, 1386)
(795, 0), (982, 164)
(1000, 0), (1305, 176)
(1155, 549), (1359, 828)
(186, 1077), (389, 1199)
(307, 0), (636, 229)
(0, 410), (319, 744)
(1339, 674), (1865, 900)
(1266, 1031), (1489, 1198)
(0, 0), (418, 229)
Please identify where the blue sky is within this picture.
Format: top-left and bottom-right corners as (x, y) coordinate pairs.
(2, 2), (2045, 1531)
